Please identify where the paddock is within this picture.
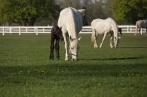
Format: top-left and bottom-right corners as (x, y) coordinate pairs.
(1, 25), (147, 35)
(0, 33), (147, 97)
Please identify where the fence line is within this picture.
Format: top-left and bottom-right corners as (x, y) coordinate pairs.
(0, 25), (145, 35)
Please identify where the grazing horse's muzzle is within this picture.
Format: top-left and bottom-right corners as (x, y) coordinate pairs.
(69, 48), (78, 60)
(70, 52), (78, 60)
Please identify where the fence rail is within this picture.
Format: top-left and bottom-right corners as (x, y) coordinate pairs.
(0, 25), (145, 35)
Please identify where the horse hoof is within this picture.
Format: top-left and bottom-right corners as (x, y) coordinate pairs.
(94, 45), (98, 48)
(65, 58), (69, 61)
(114, 46), (117, 48)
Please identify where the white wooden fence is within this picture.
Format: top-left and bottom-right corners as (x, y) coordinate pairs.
(0, 25), (145, 35)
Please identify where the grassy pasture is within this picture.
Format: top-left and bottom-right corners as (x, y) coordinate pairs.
(0, 33), (147, 97)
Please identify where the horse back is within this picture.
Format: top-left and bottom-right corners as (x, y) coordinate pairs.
(91, 18), (111, 31)
(136, 20), (147, 28)
(91, 18), (118, 35)
(58, 7), (83, 37)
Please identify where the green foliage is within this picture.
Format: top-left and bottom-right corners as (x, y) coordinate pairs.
(0, 34), (147, 97)
(83, 0), (113, 25)
(111, 0), (147, 24)
(0, 0), (16, 22)
(0, 0), (61, 25)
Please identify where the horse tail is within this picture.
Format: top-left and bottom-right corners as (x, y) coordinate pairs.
(135, 21), (138, 35)
(91, 29), (96, 42)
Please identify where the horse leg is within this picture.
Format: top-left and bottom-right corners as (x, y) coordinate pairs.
(140, 28), (143, 35)
(92, 29), (98, 48)
(63, 33), (68, 61)
(55, 39), (60, 59)
(110, 33), (113, 48)
(113, 37), (118, 48)
(100, 32), (107, 48)
(50, 38), (54, 60)
(110, 37), (113, 48)
(138, 28), (141, 35)
(94, 38), (98, 48)
(135, 25), (138, 36)
(135, 29), (137, 36)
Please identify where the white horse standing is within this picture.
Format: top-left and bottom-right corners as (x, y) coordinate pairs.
(58, 7), (83, 60)
(135, 20), (147, 35)
(91, 18), (119, 48)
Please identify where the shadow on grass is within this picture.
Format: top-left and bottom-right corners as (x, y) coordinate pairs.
(0, 61), (147, 79)
(89, 56), (144, 61)
(120, 46), (147, 48)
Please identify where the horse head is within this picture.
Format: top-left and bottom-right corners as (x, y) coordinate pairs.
(114, 37), (121, 48)
(69, 36), (81, 60)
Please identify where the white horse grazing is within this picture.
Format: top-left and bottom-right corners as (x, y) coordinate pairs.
(91, 18), (120, 48)
(58, 7), (83, 60)
(135, 20), (147, 35)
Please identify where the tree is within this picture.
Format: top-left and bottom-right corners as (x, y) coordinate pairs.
(81, 0), (113, 25)
(0, 0), (61, 26)
(0, 0), (17, 25)
(111, 0), (147, 24)
(14, 0), (37, 26)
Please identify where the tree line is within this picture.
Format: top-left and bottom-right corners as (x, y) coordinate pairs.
(0, 0), (60, 26)
(0, 0), (147, 26)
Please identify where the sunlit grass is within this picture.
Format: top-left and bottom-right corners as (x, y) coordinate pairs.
(0, 33), (147, 97)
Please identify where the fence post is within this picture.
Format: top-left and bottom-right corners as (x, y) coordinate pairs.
(130, 27), (132, 32)
(2, 26), (4, 36)
(43, 27), (45, 33)
(10, 27), (12, 34)
(127, 25), (129, 33)
(19, 26), (21, 35)
(35, 26), (38, 35)
(26, 27), (27, 33)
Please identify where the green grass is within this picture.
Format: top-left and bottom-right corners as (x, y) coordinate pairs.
(0, 33), (147, 97)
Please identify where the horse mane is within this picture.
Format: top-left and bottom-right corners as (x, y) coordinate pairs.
(135, 21), (139, 32)
(68, 7), (77, 38)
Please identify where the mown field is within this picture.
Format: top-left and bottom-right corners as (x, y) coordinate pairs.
(0, 33), (147, 97)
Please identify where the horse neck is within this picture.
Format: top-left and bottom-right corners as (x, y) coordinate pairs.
(69, 33), (77, 39)
(111, 21), (118, 37)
